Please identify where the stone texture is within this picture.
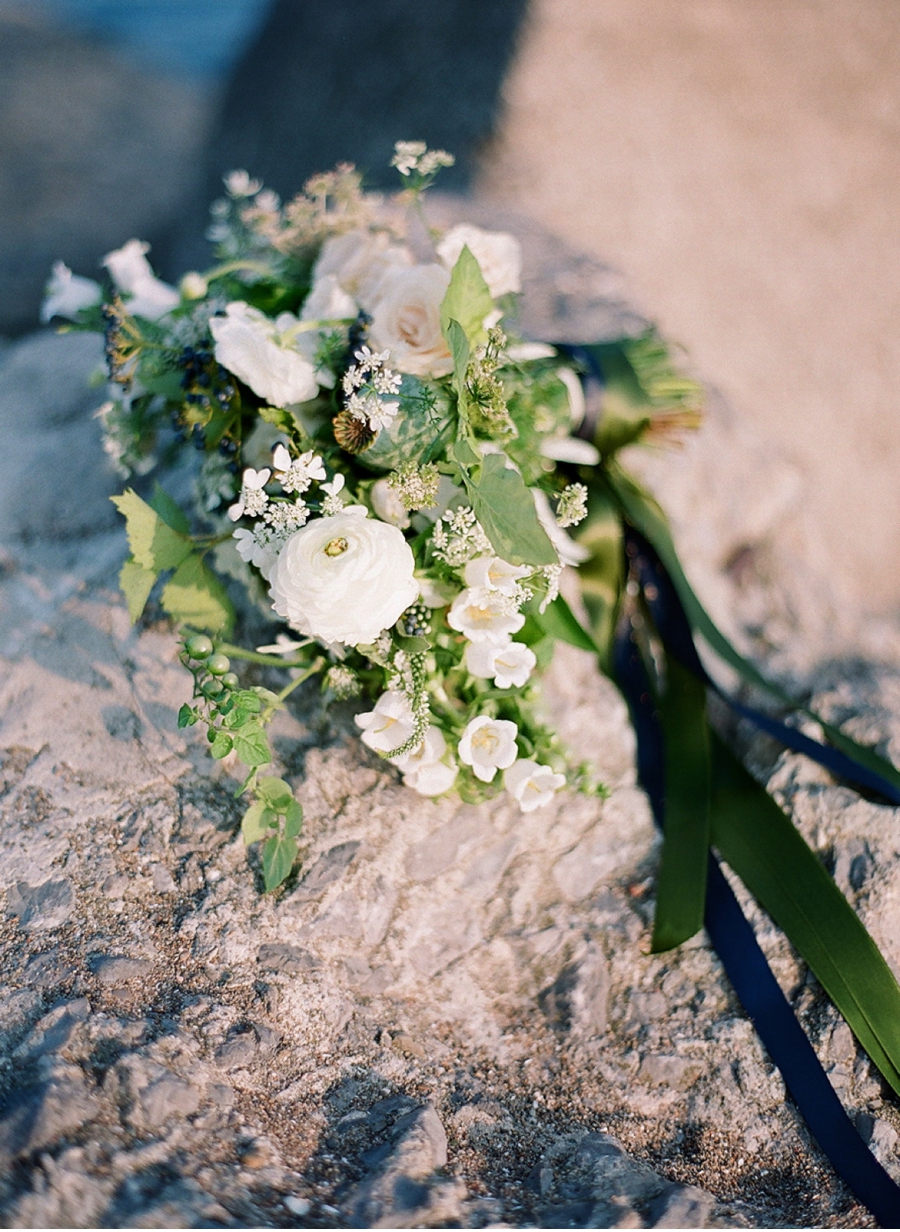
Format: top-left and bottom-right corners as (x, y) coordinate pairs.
(1, 229), (899, 1226)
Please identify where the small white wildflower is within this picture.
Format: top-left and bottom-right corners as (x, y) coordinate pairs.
(321, 473), (347, 516)
(324, 664), (362, 699)
(391, 141), (455, 179)
(179, 271), (208, 300)
(465, 640), (536, 690)
(431, 506), (493, 568)
(504, 759), (566, 813)
(556, 482), (589, 528)
(41, 260), (102, 323)
(447, 588), (525, 645)
(463, 555), (531, 596)
(228, 467), (271, 521)
(539, 564), (564, 613)
(458, 716), (518, 783)
(224, 169), (262, 197)
(263, 498), (309, 533)
(355, 690), (416, 755)
(272, 443), (327, 494)
(387, 461), (440, 512)
(342, 348), (402, 431)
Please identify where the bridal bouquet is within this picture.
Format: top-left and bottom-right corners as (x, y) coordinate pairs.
(43, 142), (900, 1223)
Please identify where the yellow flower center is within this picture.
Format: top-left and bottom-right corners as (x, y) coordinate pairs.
(323, 536), (349, 557)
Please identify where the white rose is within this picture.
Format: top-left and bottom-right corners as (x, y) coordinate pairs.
(102, 239), (179, 319)
(392, 725), (457, 796)
(447, 587), (525, 645)
(210, 301), (318, 407)
(314, 230), (413, 307)
(436, 224), (522, 298)
(465, 640), (536, 689)
(355, 690), (416, 755)
(269, 507), (418, 645)
(458, 716), (519, 783)
(367, 264), (453, 377)
(41, 261), (102, 323)
(504, 759), (566, 813)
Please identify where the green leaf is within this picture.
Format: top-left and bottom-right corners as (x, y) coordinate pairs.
(111, 489), (192, 573)
(161, 554), (234, 633)
(177, 704), (197, 729)
(439, 245), (493, 346)
(463, 453), (557, 567)
(575, 481), (624, 671)
(446, 318), (470, 391)
(532, 595), (602, 656)
(233, 723), (271, 768)
(241, 799), (277, 844)
(606, 463), (900, 797)
(262, 832), (298, 892)
(209, 730), (233, 759)
(257, 776), (294, 810)
(580, 344), (652, 456)
(149, 483), (191, 534)
(119, 558), (157, 624)
(284, 799), (303, 838)
(652, 655), (711, 951)
(710, 732), (900, 1097)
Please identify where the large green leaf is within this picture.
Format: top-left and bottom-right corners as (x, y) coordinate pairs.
(241, 800), (277, 844)
(606, 463), (900, 796)
(111, 489), (191, 573)
(439, 245), (493, 346)
(262, 832), (298, 892)
(532, 595), (602, 656)
(232, 723), (271, 768)
(710, 733), (900, 1097)
(161, 554), (234, 633)
(575, 479), (624, 670)
(149, 483), (191, 534)
(463, 453), (557, 567)
(652, 654), (711, 951)
(119, 559), (156, 624)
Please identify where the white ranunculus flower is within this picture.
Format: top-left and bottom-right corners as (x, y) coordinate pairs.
(465, 640), (536, 690)
(463, 555), (530, 596)
(355, 690), (416, 756)
(504, 759), (566, 813)
(392, 725), (457, 796)
(370, 478), (410, 529)
(210, 301), (318, 407)
(367, 264), (453, 377)
(41, 261), (102, 323)
(102, 239), (179, 319)
(458, 716), (519, 783)
(269, 507), (418, 645)
(436, 224), (522, 298)
(447, 587), (525, 645)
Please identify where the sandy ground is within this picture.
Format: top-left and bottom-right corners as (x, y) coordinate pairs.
(479, 0), (900, 617)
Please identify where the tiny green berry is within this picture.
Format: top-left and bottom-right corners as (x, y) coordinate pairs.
(204, 678), (225, 697)
(206, 653), (231, 676)
(221, 672), (239, 688)
(185, 634), (214, 659)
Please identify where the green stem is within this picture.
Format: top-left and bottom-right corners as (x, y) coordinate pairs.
(216, 640), (315, 668)
(278, 658), (326, 701)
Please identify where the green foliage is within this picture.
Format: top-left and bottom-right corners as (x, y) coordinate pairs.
(439, 246), (493, 347)
(462, 453), (557, 567)
(161, 555), (233, 633)
(240, 775), (304, 892)
(112, 489), (191, 573)
(119, 559), (156, 624)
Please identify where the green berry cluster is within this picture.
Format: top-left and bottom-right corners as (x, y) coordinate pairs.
(177, 634), (277, 769)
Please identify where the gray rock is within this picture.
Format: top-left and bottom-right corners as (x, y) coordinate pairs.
(345, 1103), (461, 1229)
(288, 840), (361, 901)
(648, 1182), (715, 1228)
(13, 998), (90, 1059)
(88, 956), (154, 984)
(0, 1067), (101, 1164)
(257, 942), (319, 974)
(6, 878), (73, 930)
(139, 1075), (202, 1127)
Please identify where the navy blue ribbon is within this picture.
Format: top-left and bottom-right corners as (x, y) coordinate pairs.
(613, 541), (900, 1226)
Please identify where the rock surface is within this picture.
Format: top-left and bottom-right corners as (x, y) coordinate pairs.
(1, 236), (899, 1227)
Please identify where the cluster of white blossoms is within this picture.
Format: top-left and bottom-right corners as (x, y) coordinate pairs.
(229, 445), (328, 579)
(390, 140), (455, 181)
(341, 346), (402, 431)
